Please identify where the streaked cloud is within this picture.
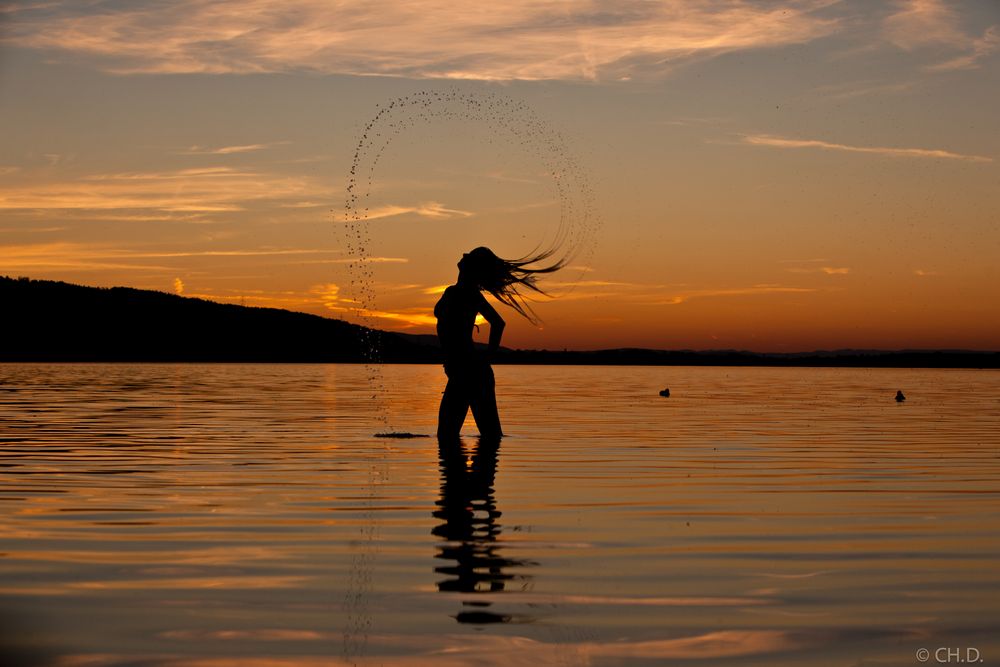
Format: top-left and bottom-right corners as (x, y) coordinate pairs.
(927, 26), (999, 72)
(178, 142), (288, 155)
(128, 249), (339, 259)
(883, 0), (964, 50)
(486, 277), (820, 307)
(422, 284), (451, 296)
(785, 266), (850, 275)
(320, 256), (409, 264)
(742, 134), (993, 162)
(883, 0), (999, 71)
(300, 256), (409, 266)
(357, 308), (438, 328)
(0, 243), (365, 274)
(364, 202), (474, 221)
(547, 280), (634, 288)
(280, 201), (326, 209)
(0, 242), (174, 272)
(4, 0), (841, 81)
(0, 166), (329, 214)
(778, 258), (829, 264)
(310, 282), (344, 312)
(646, 284), (819, 306)
(809, 79), (916, 101)
(183, 288), (321, 310)
(313, 281), (444, 327)
(323, 301), (439, 328)
(0, 225), (67, 233)
(486, 170), (542, 185)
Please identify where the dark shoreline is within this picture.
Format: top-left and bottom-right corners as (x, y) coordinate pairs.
(3, 276), (997, 368)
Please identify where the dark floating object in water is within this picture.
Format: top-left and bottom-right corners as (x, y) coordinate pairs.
(374, 432), (431, 439)
(659, 388), (670, 397)
(895, 390), (906, 402)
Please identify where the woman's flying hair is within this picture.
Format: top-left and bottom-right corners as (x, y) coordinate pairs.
(463, 246), (565, 324)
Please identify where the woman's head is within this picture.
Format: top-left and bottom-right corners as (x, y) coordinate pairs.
(458, 246), (564, 323)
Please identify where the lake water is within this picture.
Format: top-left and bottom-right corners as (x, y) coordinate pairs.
(1, 363), (998, 666)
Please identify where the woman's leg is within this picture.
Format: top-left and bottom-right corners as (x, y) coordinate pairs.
(469, 364), (502, 438)
(437, 367), (471, 438)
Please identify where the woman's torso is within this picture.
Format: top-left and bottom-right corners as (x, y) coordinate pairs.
(434, 285), (480, 361)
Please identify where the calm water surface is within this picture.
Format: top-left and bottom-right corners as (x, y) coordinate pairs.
(0, 363), (998, 666)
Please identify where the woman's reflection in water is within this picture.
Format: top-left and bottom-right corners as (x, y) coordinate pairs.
(432, 435), (536, 624)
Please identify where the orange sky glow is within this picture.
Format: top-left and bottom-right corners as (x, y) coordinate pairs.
(1, 0), (998, 351)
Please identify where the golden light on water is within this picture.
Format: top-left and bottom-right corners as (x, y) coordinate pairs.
(1, 364), (997, 664)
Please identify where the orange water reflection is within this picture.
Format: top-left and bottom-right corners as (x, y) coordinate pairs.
(0, 363), (998, 666)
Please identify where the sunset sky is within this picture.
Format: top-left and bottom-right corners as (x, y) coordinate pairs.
(1, 0), (998, 351)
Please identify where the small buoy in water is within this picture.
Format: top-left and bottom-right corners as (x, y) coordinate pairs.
(659, 388), (670, 397)
(895, 390), (906, 402)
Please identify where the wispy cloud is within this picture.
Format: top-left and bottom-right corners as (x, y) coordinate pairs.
(310, 283), (344, 311)
(644, 284), (818, 306)
(0, 243), (370, 273)
(546, 280), (634, 289)
(363, 202), (474, 221)
(0, 225), (68, 233)
(883, 0), (964, 50)
(883, 0), (999, 71)
(658, 116), (733, 127)
(492, 277), (821, 307)
(314, 280), (437, 327)
(485, 171), (541, 185)
(172, 288), (320, 310)
(178, 142), (288, 155)
(422, 284), (451, 296)
(280, 201), (325, 209)
(0, 243), (174, 272)
(298, 256), (409, 266)
(742, 133), (992, 163)
(356, 308), (438, 328)
(0, 166), (329, 214)
(927, 26), (999, 72)
(127, 249), (338, 259)
(809, 79), (916, 101)
(172, 277), (185, 295)
(4, 0), (841, 81)
(785, 266), (850, 275)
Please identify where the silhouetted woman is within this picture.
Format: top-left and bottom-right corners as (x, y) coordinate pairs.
(434, 247), (562, 439)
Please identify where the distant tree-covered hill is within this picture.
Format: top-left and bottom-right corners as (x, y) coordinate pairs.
(2, 276), (996, 367)
(0, 276), (438, 362)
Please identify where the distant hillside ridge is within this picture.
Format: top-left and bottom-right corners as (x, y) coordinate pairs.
(2, 276), (997, 367)
(0, 276), (438, 362)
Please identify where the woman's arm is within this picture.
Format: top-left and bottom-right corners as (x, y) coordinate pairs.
(476, 292), (506, 355)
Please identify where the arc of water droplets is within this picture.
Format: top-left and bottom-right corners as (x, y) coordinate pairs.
(340, 88), (600, 429)
(339, 89), (599, 662)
